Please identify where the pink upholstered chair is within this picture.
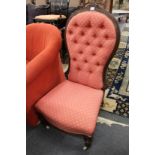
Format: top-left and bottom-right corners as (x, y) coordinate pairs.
(35, 6), (120, 149)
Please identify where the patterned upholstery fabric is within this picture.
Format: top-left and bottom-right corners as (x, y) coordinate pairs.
(35, 80), (103, 136)
(66, 11), (117, 89)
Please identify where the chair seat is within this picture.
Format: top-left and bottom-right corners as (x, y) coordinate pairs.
(35, 14), (66, 21)
(35, 80), (103, 136)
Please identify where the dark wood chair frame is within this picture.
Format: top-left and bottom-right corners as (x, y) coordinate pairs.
(35, 5), (120, 151)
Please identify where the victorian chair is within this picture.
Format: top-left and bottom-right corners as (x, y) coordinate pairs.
(26, 23), (65, 126)
(35, 6), (120, 149)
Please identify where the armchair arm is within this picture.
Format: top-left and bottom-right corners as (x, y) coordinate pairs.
(26, 39), (61, 85)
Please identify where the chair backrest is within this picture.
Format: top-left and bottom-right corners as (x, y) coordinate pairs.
(26, 23), (61, 61)
(65, 7), (120, 89)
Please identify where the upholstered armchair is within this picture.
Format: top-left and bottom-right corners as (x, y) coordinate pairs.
(26, 23), (65, 126)
(35, 6), (120, 149)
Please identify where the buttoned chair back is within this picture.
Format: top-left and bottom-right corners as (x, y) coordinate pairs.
(66, 7), (120, 89)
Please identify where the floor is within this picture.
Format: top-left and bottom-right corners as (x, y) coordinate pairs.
(27, 111), (129, 155)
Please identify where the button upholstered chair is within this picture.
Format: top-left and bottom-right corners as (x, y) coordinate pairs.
(26, 23), (65, 126)
(35, 6), (120, 149)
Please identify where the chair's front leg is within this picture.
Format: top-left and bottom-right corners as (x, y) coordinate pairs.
(45, 125), (50, 130)
(83, 136), (92, 150)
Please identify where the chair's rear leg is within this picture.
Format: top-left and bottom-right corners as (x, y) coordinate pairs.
(83, 136), (92, 150)
(37, 112), (50, 129)
(41, 118), (50, 130)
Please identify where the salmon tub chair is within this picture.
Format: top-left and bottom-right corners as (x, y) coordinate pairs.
(35, 6), (120, 149)
(26, 23), (65, 126)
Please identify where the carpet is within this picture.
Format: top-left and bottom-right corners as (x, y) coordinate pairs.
(27, 117), (129, 155)
(101, 26), (129, 118)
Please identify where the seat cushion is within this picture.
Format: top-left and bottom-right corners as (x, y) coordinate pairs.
(35, 80), (103, 136)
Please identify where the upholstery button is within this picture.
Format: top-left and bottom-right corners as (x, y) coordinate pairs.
(69, 30), (73, 34)
(104, 34), (109, 39)
(80, 31), (85, 36)
(73, 57), (76, 61)
(74, 23), (78, 27)
(86, 21), (91, 28)
(92, 52), (96, 56)
(92, 33), (97, 38)
(77, 66), (81, 71)
(98, 44), (103, 48)
(99, 23), (105, 29)
(89, 70), (93, 74)
(73, 39), (77, 43)
(79, 50), (83, 54)
(96, 62), (100, 66)
(85, 42), (90, 46)
(84, 59), (88, 63)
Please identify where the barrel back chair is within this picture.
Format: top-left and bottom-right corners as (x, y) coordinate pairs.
(26, 23), (65, 126)
(35, 6), (120, 150)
